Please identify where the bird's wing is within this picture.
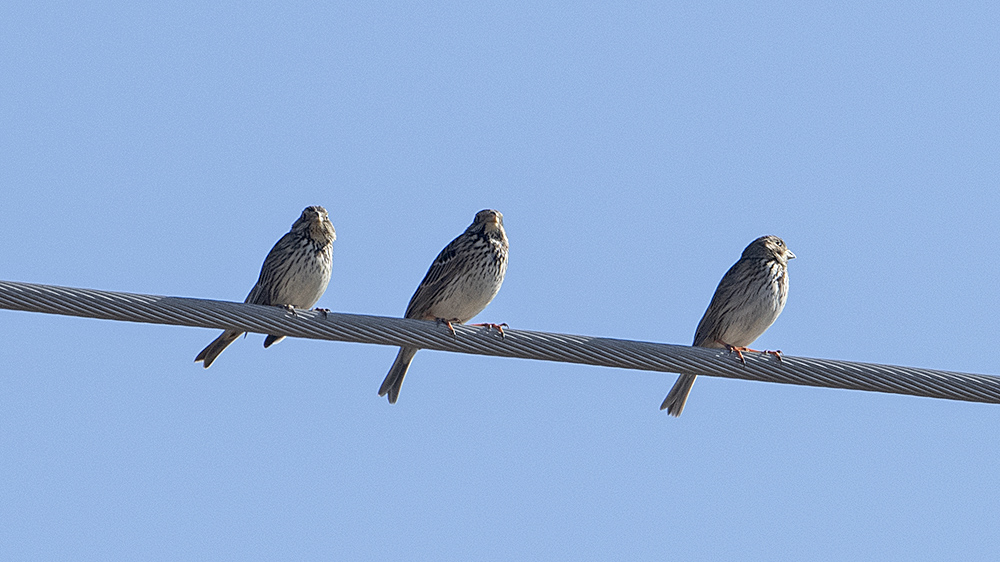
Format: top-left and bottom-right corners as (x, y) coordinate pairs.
(692, 258), (757, 347)
(404, 235), (466, 319)
(244, 231), (298, 306)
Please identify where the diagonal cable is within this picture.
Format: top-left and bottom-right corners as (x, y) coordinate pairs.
(1, 279), (999, 404)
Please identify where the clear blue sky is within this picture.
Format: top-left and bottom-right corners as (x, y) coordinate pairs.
(2, 1), (999, 560)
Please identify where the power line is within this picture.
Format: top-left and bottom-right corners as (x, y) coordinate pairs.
(1, 279), (998, 405)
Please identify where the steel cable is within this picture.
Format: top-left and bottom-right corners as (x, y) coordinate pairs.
(1, 280), (998, 404)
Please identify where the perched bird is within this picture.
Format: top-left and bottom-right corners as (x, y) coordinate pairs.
(195, 206), (336, 368)
(379, 209), (509, 404)
(660, 235), (794, 416)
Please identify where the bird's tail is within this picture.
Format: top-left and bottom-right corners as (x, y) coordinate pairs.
(195, 330), (243, 368)
(378, 346), (419, 404)
(660, 374), (697, 417)
(263, 334), (284, 348)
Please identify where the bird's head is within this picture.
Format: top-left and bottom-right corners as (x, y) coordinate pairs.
(743, 235), (794, 264)
(473, 209), (504, 234)
(296, 206), (336, 245)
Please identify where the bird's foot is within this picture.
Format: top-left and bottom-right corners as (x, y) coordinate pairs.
(762, 349), (783, 362)
(723, 344), (782, 365)
(471, 322), (509, 340)
(725, 344), (756, 366)
(436, 318), (460, 339)
(313, 307), (330, 318)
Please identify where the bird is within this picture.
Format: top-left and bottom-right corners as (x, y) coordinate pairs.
(660, 235), (794, 416)
(379, 209), (509, 404)
(195, 206), (336, 368)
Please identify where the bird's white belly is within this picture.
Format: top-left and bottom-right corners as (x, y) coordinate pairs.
(273, 258), (332, 308)
(719, 274), (786, 347)
(428, 272), (503, 322)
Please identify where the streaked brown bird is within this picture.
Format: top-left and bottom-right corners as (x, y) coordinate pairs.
(379, 209), (509, 404)
(195, 206), (336, 368)
(661, 235), (794, 416)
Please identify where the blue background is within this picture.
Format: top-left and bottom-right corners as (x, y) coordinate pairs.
(2, 1), (999, 559)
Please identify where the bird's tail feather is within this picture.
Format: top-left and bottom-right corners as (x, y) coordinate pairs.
(660, 374), (697, 416)
(379, 346), (419, 404)
(195, 330), (243, 368)
(263, 334), (285, 348)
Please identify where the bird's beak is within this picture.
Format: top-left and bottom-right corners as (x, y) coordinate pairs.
(484, 214), (502, 230)
(787, 250), (796, 259)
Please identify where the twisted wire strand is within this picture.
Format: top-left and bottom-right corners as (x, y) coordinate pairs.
(2, 279), (999, 404)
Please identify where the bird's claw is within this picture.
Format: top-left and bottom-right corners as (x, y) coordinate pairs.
(472, 322), (509, 340)
(436, 318), (459, 339)
(762, 349), (783, 362)
(313, 307), (330, 318)
(725, 344), (783, 366)
(725, 344), (749, 366)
